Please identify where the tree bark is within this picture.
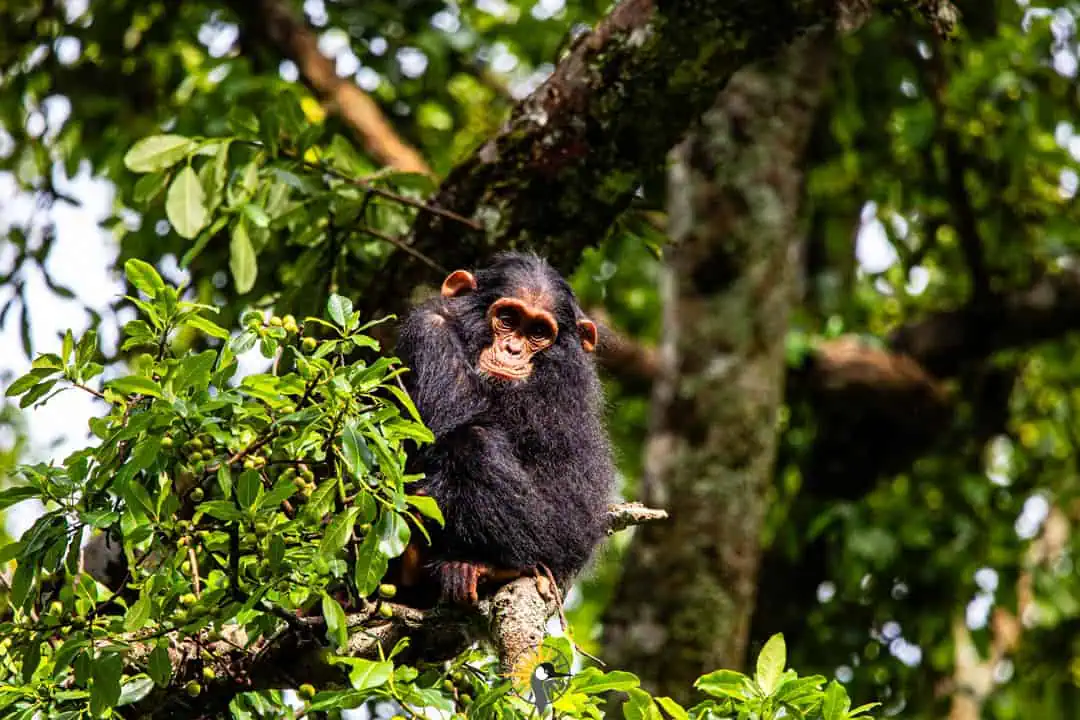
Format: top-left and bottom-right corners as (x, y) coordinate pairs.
(600, 32), (832, 699)
(359, 0), (954, 319)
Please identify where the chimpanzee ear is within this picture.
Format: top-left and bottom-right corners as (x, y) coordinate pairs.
(441, 270), (477, 298)
(577, 318), (598, 353)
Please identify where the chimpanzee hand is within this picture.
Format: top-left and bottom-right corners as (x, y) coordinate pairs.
(436, 561), (531, 605)
(437, 561), (486, 605)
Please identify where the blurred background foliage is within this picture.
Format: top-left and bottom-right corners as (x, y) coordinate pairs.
(3, 0), (1080, 717)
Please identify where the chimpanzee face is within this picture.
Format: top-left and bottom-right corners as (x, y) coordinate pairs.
(440, 264), (597, 382)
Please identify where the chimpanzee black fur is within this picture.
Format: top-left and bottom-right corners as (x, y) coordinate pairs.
(395, 252), (615, 604)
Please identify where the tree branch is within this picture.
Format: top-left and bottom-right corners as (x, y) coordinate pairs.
(228, 0), (431, 175)
(601, 265), (1080, 419)
(358, 0), (955, 319)
(81, 503), (666, 716)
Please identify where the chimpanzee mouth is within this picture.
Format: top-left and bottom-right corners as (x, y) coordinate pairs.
(478, 365), (531, 382)
(478, 349), (532, 381)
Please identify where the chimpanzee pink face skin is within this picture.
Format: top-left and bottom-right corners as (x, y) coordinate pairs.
(440, 270), (598, 382)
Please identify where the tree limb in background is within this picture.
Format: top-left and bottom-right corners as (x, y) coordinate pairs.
(358, 0), (957, 320)
(598, 265), (1080, 491)
(227, 0), (431, 175)
(601, 30), (835, 696)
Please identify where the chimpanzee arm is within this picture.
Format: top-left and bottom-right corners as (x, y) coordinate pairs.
(396, 300), (488, 438)
(425, 424), (596, 603)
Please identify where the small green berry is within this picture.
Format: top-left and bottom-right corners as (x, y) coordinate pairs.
(180, 593), (197, 607)
(162, 435), (174, 448)
(298, 683), (316, 700)
(185, 681), (201, 697)
(379, 604), (394, 619)
(283, 315), (299, 334)
(378, 583), (397, 599)
(302, 337), (317, 352)
(269, 316), (283, 327)
(190, 487), (205, 503)
(202, 666), (216, 681)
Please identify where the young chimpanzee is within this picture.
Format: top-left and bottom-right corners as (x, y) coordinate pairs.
(394, 252), (615, 606)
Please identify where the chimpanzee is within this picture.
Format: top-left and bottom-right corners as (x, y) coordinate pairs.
(394, 252), (615, 606)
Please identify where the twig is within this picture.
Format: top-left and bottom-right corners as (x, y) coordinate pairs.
(73, 382), (106, 400)
(357, 226), (447, 274)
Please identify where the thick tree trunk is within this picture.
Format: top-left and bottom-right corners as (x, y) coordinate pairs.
(600, 33), (832, 699)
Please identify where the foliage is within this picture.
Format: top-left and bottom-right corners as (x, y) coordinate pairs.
(0, 256), (876, 717)
(4, 0), (1080, 718)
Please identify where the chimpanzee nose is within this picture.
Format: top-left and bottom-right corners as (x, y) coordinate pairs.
(506, 336), (525, 355)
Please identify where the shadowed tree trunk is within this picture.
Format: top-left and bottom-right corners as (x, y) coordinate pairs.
(600, 32), (833, 700)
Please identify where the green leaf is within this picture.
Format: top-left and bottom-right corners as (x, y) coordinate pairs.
(260, 474), (300, 511)
(353, 531), (388, 596)
(0, 485), (39, 511)
(230, 220), (258, 294)
(623, 688), (662, 720)
(217, 464), (233, 500)
(406, 495), (444, 527)
(148, 646), (172, 688)
(52, 636), (89, 677)
(343, 659), (393, 692)
(62, 328), (74, 364)
(322, 594), (348, 649)
(124, 134), (193, 173)
(120, 479), (157, 522)
(21, 639), (41, 683)
(4, 370), (52, 397)
(849, 701), (881, 717)
(117, 676), (155, 706)
(327, 294), (353, 329)
(133, 171), (169, 204)
(202, 140), (231, 210)
(242, 203), (271, 228)
(19, 379), (57, 408)
(184, 313), (230, 340)
(571, 668), (640, 695)
(107, 375), (164, 399)
(822, 681), (850, 720)
(236, 469), (262, 511)
(320, 507), (361, 556)
(123, 594), (152, 631)
(755, 633), (786, 696)
(124, 258), (166, 299)
(166, 165), (208, 239)
(655, 697), (689, 720)
(90, 652), (123, 716)
(695, 669), (749, 700)
(198, 501), (244, 522)
(341, 420), (373, 477)
(376, 511), (410, 557)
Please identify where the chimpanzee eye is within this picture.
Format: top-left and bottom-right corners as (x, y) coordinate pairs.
(527, 322), (553, 342)
(495, 307), (519, 329)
